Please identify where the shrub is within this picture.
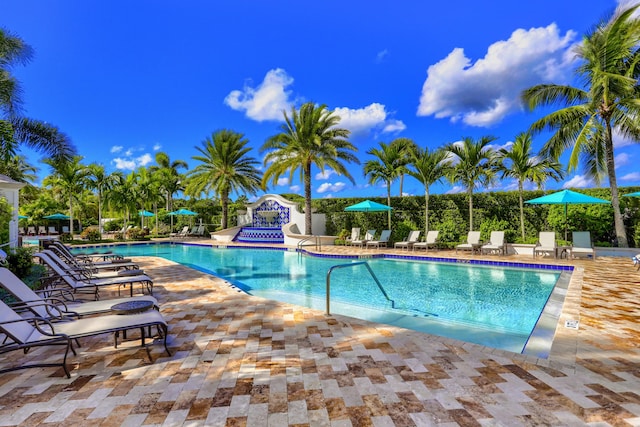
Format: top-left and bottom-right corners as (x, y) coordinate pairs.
(127, 227), (148, 240)
(4, 246), (35, 278)
(80, 226), (101, 241)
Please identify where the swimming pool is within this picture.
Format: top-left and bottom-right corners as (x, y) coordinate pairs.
(75, 243), (570, 355)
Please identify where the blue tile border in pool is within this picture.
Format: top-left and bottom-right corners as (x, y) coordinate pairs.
(71, 241), (573, 272)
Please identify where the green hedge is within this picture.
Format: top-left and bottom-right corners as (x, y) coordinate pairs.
(311, 187), (640, 247)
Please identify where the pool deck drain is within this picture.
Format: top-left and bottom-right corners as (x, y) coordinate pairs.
(0, 244), (638, 425)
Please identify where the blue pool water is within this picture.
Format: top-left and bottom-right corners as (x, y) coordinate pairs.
(76, 244), (563, 354)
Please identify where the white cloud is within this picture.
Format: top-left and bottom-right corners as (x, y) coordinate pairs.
(111, 152), (154, 171)
(224, 68), (295, 122)
(153, 143), (161, 151)
(615, 152), (631, 167)
(289, 185), (301, 192)
(112, 158), (137, 170)
(445, 185), (465, 194)
(317, 182), (346, 194)
(418, 24), (577, 127)
(315, 169), (336, 180)
(125, 149), (133, 157)
(333, 103), (405, 136)
(621, 171), (640, 181)
(562, 174), (594, 188)
(110, 145), (123, 153)
(276, 177), (289, 186)
(322, 194), (334, 199)
(376, 49), (389, 63)
(137, 153), (153, 166)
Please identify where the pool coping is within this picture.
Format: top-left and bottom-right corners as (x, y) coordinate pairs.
(73, 240), (576, 367)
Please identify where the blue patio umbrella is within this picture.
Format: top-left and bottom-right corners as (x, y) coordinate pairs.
(623, 191), (640, 198)
(344, 200), (393, 212)
(168, 208), (198, 216)
(525, 189), (610, 240)
(43, 213), (70, 220)
(138, 210), (155, 228)
(18, 215), (28, 219)
(168, 208), (198, 232)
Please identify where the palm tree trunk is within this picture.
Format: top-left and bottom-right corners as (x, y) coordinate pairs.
(424, 188), (430, 235)
(221, 190), (229, 230)
(386, 185), (392, 230)
(399, 174), (404, 197)
(98, 190), (103, 238)
(468, 188), (473, 231)
(518, 181), (525, 240)
(605, 124), (628, 247)
(304, 164), (312, 235)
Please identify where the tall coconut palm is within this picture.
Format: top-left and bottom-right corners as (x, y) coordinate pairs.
(364, 141), (405, 230)
(407, 146), (451, 235)
(390, 137), (417, 197)
(497, 133), (564, 240)
(85, 163), (121, 236)
(108, 172), (138, 227)
(445, 136), (497, 231)
(262, 102), (358, 235)
(0, 27), (75, 163)
(188, 129), (262, 230)
(42, 156), (88, 235)
(149, 152), (188, 212)
(521, 5), (640, 247)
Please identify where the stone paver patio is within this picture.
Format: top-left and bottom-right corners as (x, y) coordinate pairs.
(0, 243), (639, 426)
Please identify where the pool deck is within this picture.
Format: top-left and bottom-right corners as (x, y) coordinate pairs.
(0, 242), (639, 426)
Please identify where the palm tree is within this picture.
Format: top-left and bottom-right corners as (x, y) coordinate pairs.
(364, 142), (405, 230)
(85, 163), (121, 236)
(261, 102), (358, 235)
(188, 129), (262, 230)
(497, 133), (564, 240)
(406, 146), (451, 235)
(445, 136), (497, 231)
(390, 137), (417, 197)
(149, 152), (188, 212)
(42, 156), (88, 235)
(0, 28), (75, 163)
(521, 5), (640, 247)
(108, 172), (137, 227)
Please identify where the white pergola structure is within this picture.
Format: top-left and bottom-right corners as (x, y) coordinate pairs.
(0, 174), (26, 248)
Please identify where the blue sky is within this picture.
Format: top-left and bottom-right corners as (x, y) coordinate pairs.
(3, 0), (640, 200)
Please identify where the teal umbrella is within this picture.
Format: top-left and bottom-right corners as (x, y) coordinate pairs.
(344, 200), (393, 212)
(18, 215), (28, 219)
(138, 210), (154, 228)
(43, 213), (70, 220)
(168, 208), (198, 216)
(526, 189), (610, 240)
(623, 191), (640, 198)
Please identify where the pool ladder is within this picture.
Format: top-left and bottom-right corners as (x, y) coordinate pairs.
(325, 261), (394, 315)
(297, 235), (322, 252)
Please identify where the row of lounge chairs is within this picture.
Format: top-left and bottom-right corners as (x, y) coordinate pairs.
(19, 226), (69, 236)
(0, 242), (170, 377)
(345, 228), (441, 251)
(170, 224), (207, 238)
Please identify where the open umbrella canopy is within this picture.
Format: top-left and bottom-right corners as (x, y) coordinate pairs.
(43, 213), (70, 220)
(344, 200), (393, 212)
(525, 189), (610, 240)
(138, 210), (155, 217)
(525, 189), (610, 205)
(168, 208), (198, 216)
(623, 191), (640, 198)
(18, 215), (28, 219)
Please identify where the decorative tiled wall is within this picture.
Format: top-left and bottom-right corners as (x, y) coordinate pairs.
(252, 199), (290, 227)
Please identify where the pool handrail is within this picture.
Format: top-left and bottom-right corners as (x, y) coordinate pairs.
(325, 261), (392, 315)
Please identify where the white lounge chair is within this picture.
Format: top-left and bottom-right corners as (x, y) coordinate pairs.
(344, 227), (361, 246)
(38, 226), (46, 235)
(394, 230), (421, 250)
(352, 230), (375, 248)
(366, 230), (391, 249)
(413, 230), (439, 251)
(0, 298), (169, 378)
(481, 231), (505, 255)
(35, 252), (154, 298)
(48, 226), (59, 235)
(0, 267), (159, 319)
(571, 231), (595, 260)
(170, 225), (189, 238)
(456, 231), (482, 254)
(533, 232), (557, 259)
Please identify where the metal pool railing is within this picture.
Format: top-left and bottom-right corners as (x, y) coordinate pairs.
(325, 261), (393, 315)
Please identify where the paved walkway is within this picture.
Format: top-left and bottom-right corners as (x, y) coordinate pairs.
(0, 245), (638, 426)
